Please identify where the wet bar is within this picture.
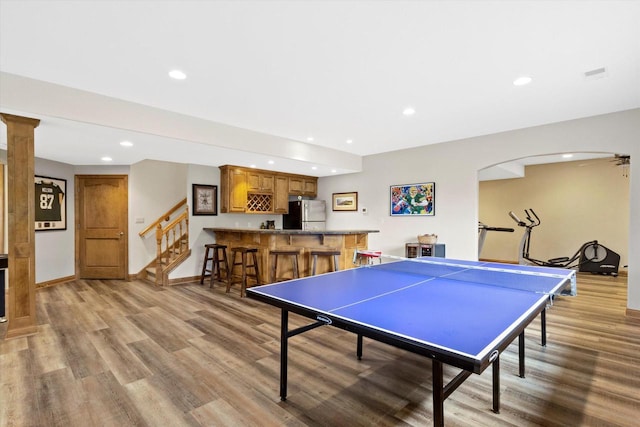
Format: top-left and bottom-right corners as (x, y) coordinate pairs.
(204, 228), (379, 284)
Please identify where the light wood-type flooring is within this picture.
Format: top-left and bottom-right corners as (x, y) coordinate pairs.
(1, 273), (638, 426)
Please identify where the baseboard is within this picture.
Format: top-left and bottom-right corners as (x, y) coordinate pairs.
(167, 275), (200, 286)
(36, 275), (75, 289)
(31, 274), (197, 289)
(626, 308), (640, 320)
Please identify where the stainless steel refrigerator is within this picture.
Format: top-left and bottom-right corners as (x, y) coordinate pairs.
(283, 200), (326, 230)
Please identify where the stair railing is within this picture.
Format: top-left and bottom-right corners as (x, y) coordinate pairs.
(139, 197), (188, 237)
(154, 206), (190, 283)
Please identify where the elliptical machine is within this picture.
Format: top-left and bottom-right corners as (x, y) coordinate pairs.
(509, 209), (620, 275)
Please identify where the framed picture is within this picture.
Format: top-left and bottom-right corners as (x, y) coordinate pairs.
(35, 175), (67, 231)
(332, 192), (358, 211)
(192, 184), (218, 215)
(390, 182), (435, 216)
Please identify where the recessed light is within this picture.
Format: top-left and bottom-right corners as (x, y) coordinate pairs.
(168, 69), (187, 80)
(120, 141), (133, 147)
(249, 164), (257, 168)
(402, 107), (416, 116)
(513, 76), (532, 86)
(268, 160), (275, 165)
(562, 154), (573, 159)
(346, 139), (353, 144)
(331, 169), (337, 173)
(311, 166), (318, 170)
(307, 136), (314, 142)
(101, 156), (113, 162)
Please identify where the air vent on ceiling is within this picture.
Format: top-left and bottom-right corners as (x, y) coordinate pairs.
(584, 67), (607, 80)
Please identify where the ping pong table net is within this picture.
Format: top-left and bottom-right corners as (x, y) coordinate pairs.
(353, 250), (577, 298)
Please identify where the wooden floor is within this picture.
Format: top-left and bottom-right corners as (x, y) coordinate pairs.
(1, 273), (638, 426)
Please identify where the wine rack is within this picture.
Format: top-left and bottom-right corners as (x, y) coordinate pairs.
(246, 194), (273, 213)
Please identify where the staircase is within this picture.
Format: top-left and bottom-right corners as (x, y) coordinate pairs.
(138, 198), (191, 286)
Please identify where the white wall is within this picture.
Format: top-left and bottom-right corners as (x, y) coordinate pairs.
(321, 109), (640, 310)
(15, 159), (130, 283)
(18, 157), (292, 283)
(4, 109), (639, 311)
(33, 158), (76, 282)
(128, 159), (188, 273)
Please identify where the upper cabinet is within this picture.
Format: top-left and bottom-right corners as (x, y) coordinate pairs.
(220, 166), (247, 213)
(303, 178), (317, 197)
(274, 175), (289, 214)
(247, 171), (274, 193)
(219, 165), (318, 214)
(288, 176), (317, 197)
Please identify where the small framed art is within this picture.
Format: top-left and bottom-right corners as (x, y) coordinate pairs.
(332, 192), (358, 211)
(192, 184), (218, 215)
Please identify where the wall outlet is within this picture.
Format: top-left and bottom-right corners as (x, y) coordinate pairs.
(361, 207), (367, 214)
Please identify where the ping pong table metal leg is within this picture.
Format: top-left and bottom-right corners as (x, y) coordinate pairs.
(432, 360), (476, 426)
(519, 331), (526, 378)
(492, 355), (500, 414)
(278, 309), (327, 401)
(356, 334), (363, 360)
(541, 307), (547, 347)
(432, 360), (445, 427)
(280, 309), (288, 400)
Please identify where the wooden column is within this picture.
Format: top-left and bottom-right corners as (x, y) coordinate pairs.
(1, 113), (40, 339)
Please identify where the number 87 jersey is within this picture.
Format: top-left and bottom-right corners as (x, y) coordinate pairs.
(35, 180), (64, 222)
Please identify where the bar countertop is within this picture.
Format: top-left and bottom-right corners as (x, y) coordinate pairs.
(204, 227), (379, 235)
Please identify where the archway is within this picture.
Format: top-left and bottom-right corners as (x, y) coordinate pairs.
(478, 152), (629, 274)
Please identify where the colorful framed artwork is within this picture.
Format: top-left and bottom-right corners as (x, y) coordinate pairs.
(390, 182), (435, 216)
(35, 175), (67, 231)
(192, 184), (218, 215)
(332, 192), (358, 211)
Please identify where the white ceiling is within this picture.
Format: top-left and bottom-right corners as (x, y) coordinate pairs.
(1, 1), (638, 177)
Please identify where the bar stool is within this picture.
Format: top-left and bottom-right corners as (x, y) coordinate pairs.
(310, 249), (341, 275)
(228, 247), (260, 297)
(200, 243), (229, 287)
(269, 249), (300, 283)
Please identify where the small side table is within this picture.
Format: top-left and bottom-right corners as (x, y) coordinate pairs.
(405, 243), (446, 258)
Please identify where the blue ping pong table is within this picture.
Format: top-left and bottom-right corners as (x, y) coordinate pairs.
(247, 257), (576, 427)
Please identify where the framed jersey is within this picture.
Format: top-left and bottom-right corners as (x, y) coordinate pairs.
(35, 175), (67, 231)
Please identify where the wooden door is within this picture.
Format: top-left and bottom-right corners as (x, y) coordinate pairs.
(76, 175), (128, 279)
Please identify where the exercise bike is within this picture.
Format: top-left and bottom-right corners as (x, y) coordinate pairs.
(509, 209), (620, 276)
